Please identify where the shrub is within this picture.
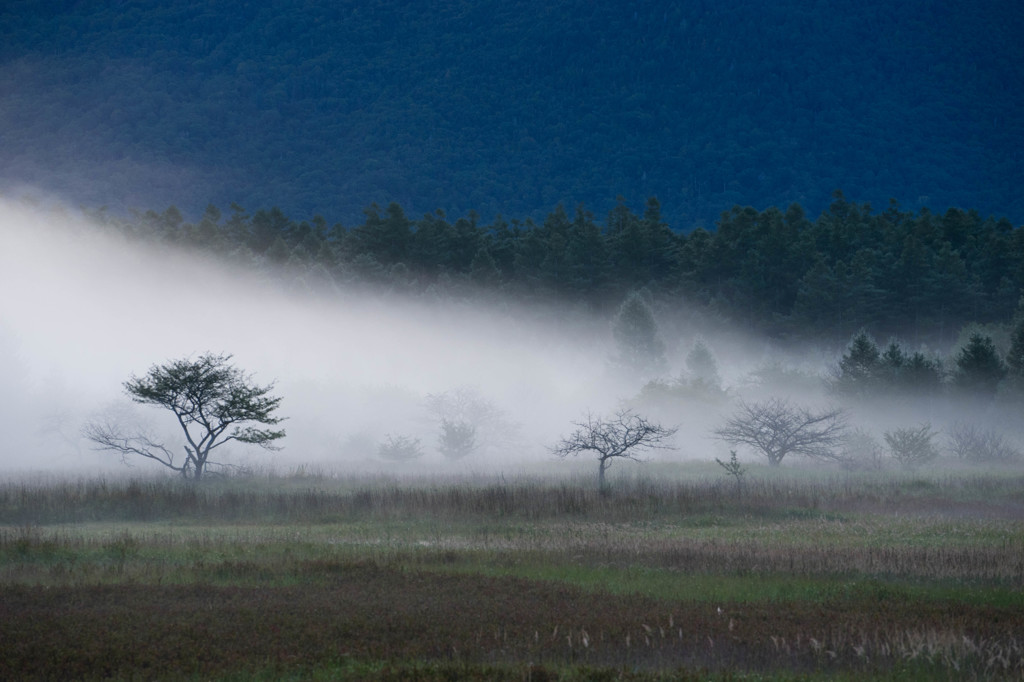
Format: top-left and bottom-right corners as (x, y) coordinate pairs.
(946, 423), (1020, 463)
(438, 420), (476, 460)
(377, 434), (423, 461)
(884, 424), (939, 468)
(839, 428), (886, 470)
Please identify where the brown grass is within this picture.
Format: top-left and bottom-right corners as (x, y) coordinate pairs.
(2, 561), (1022, 680)
(2, 471), (1022, 679)
(2, 471), (1022, 525)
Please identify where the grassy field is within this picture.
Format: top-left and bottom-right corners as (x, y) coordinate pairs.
(1, 465), (1023, 680)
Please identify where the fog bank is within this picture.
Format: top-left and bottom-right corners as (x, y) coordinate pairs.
(0, 198), (637, 474)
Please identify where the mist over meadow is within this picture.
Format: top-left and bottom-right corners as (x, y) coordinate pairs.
(1, 1), (1023, 479)
(0, 198), (656, 474)
(2, 194), (1023, 480)
(4, 9), (1024, 681)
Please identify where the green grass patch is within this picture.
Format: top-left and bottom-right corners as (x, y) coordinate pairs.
(418, 551), (1024, 608)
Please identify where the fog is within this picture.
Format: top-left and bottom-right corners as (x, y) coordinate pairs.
(0, 197), (680, 475)
(3, 196), (1018, 478)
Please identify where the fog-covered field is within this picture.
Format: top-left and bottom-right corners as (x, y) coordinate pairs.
(4, 197), (1022, 483)
(1, 197), (639, 474)
(4, 196), (1024, 678)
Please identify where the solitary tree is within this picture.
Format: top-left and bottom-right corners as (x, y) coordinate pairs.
(551, 409), (676, 493)
(714, 398), (847, 466)
(85, 353), (285, 480)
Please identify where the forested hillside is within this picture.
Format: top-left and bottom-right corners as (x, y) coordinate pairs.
(1, 0), (1021, 227)
(94, 191), (1023, 344)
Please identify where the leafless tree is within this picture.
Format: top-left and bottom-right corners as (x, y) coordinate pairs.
(551, 409), (677, 493)
(838, 428), (886, 471)
(884, 423), (939, 468)
(714, 398), (847, 466)
(84, 353), (285, 480)
(946, 422), (1020, 463)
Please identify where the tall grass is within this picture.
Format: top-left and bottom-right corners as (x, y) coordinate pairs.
(2, 469), (1022, 525)
(2, 469), (1023, 679)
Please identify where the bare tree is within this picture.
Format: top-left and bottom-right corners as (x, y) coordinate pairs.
(714, 398), (847, 466)
(946, 422), (1020, 463)
(838, 428), (886, 471)
(884, 423), (939, 468)
(84, 353), (285, 480)
(551, 409), (677, 493)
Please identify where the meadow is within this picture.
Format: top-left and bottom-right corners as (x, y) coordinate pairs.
(2, 464), (1023, 680)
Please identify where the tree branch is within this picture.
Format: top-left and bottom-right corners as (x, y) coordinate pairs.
(82, 421), (186, 474)
(715, 398), (847, 465)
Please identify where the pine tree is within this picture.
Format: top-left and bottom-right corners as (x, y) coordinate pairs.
(835, 330), (881, 397)
(564, 204), (608, 297)
(879, 340), (906, 386)
(263, 236), (292, 267)
(1002, 299), (1024, 393)
(611, 291), (667, 378)
(469, 246), (501, 287)
(191, 203), (223, 252)
(1008, 320), (1024, 377)
(249, 207), (292, 255)
(901, 351), (944, 393)
(350, 202), (412, 265)
(685, 338), (722, 391)
(953, 333), (1007, 398)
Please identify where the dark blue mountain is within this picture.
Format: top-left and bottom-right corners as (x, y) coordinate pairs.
(1, 0), (1021, 228)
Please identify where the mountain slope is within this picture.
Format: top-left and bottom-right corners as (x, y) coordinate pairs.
(1, 0), (1021, 227)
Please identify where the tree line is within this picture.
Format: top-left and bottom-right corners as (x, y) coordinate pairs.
(95, 192), (1023, 342)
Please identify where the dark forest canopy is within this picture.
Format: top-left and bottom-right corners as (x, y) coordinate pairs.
(1, 0), (1022, 228)
(90, 192), (1024, 344)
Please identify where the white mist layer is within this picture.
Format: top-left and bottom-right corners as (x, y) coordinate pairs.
(3, 197), (1017, 478)
(0, 198), (636, 475)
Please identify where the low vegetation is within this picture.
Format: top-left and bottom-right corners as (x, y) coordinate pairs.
(2, 467), (1023, 680)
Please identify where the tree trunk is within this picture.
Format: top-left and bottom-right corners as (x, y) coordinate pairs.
(598, 458), (609, 495)
(190, 449), (206, 481)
